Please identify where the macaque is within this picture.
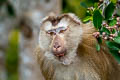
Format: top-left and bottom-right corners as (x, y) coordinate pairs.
(35, 13), (120, 80)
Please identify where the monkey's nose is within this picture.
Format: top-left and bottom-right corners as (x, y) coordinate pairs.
(53, 42), (61, 50)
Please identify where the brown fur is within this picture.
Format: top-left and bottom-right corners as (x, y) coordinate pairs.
(35, 14), (120, 80)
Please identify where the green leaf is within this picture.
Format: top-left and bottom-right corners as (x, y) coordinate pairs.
(114, 36), (120, 44)
(111, 29), (116, 34)
(106, 41), (120, 50)
(105, 2), (115, 20)
(106, 41), (120, 63)
(94, 3), (98, 9)
(97, 37), (102, 44)
(116, 8), (120, 16)
(96, 43), (100, 51)
(100, 27), (110, 35)
(82, 16), (92, 23)
(118, 31), (120, 36)
(93, 10), (103, 29)
(109, 49), (120, 64)
(110, 0), (117, 4)
(108, 19), (117, 26)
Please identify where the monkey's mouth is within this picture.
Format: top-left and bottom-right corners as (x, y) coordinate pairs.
(54, 53), (65, 58)
(52, 50), (73, 65)
(53, 49), (67, 58)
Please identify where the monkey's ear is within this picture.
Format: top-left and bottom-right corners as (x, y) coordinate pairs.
(40, 12), (56, 26)
(60, 13), (81, 25)
(40, 16), (52, 30)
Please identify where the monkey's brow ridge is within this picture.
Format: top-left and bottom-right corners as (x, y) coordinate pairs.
(47, 27), (67, 33)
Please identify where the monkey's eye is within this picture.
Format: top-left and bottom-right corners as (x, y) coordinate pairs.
(59, 30), (65, 33)
(46, 29), (56, 35)
(58, 27), (67, 33)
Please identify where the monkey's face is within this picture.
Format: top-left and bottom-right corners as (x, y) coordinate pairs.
(39, 14), (83, 65)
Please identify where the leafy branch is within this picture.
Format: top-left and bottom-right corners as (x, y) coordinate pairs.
(82, 0), (120, 63)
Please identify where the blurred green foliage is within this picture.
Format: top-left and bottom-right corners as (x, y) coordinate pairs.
(0, 0), (17, 79)
(0, 0), (15, 16)
(6, 2), (15, 16)
(62, 0), (97, 19)
(5, 29), (19, 80)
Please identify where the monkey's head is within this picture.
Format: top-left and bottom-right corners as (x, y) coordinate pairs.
(39, 13), (83, 65)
